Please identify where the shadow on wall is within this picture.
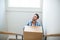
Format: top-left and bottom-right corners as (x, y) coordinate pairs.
(0, 34), (8, 40)
(47, 37), (60, 40)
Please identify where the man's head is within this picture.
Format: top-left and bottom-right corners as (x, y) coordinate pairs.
(32, 13), (39, 21)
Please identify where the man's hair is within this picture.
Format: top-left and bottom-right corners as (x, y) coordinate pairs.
(35, 13), (39, 19)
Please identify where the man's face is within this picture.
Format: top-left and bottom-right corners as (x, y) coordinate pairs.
(32, 15), (38, 21)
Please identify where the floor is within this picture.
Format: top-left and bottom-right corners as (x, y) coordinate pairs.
(9, 39), (22, 40)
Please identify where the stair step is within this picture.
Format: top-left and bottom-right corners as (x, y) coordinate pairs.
(9, 39), (21, 40)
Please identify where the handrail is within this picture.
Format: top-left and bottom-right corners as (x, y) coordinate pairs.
(0, 31), (22, 36)
(46, 34), (60, 37)
(0, 31), (23, 40)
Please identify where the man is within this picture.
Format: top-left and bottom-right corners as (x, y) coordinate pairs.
(27, 13), (40, 26)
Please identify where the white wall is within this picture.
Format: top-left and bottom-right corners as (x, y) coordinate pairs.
(0, 0), (7, 40)
(6, 8), (42, 39)
(0, 0), (6, 31)
(43, 0), (60, 40)
(6, 8), (42, 34)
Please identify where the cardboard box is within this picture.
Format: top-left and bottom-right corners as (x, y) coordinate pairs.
(24, 26), (43, 40)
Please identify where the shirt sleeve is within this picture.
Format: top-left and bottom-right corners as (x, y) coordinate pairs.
(27, 22), (29, 26)
(37, 22), (40, 26)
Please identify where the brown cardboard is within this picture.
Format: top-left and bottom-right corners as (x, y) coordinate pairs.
(24, 26), (43, 40)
